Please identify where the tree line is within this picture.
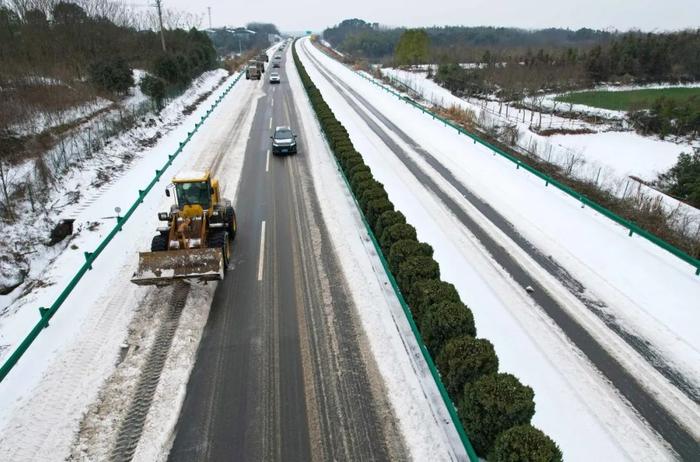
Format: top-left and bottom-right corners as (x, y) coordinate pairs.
(0, 0), (218, 121)
(323, 19), (614, 61)
(207, 22), (280, 56)
(323, 19), (700, 88)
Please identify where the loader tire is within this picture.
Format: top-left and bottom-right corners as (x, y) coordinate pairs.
(226, 206), (237, 240)
(208, 231), (230, 270)
(151, 234), (168, 252)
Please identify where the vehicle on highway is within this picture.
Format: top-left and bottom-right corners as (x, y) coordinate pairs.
(245, 61), (261, 80)
(274, 55), (281, 60)
(269, 72), (281, 84)
(271, 126), (297, 155)
(257, 53), (269, 63)
(272, 62), (280, 68)
(131, 171), (237, 286)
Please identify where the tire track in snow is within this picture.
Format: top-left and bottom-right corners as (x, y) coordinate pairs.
(110, 282), (189, 462)
(0, 273), (152, 461)
(301, 42), (699, 460)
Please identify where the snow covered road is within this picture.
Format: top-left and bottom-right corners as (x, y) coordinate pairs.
(0, 41), (474, 462)
(299, 37), (700, 460)
(0, 69), (257, 460)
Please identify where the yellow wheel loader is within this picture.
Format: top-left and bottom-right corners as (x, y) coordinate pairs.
(131, 170), (237, 286)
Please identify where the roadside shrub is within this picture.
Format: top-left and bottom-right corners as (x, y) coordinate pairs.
(408, 279), (461, 318)
(657, 151), (700, 208)
(350, 171), (374, 191)
(153, 53), (191, 86)
(374, 210), (406, 239)
(397, 255), (440, 300)
(388, 239), (433, 274)
(343, 153), (364, 173)
(419, 300), (475, 355)
(436, 335), (498, 396)
(336, 148), (358, 164)
(460, 373), (536, 456)
(348, 163), (371, 179)
(353, 178), (382, 199)
(365, 198), (394, 228)
(88, 58), (134, 94)
(328, 127), (349, 142)
(379, 223), (417, 255)
(140, 74), (167, 109)
(333, 139), (355, 153)
(490, 425), (563, 462)
(358, 184), (388, 210)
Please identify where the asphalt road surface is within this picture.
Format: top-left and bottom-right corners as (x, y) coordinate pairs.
(168, 47), (406, 462)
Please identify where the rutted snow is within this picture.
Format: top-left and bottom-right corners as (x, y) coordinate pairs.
(289, 43), (464, 461)
(301, 38), (696, 461)
(0, 69), (257, 461)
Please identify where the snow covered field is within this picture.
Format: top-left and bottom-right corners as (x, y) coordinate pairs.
(378, 66), (700, 247)
(538, 82), (700, 120)
(301, 38), (699, 460)
(379, 67), (696, 183)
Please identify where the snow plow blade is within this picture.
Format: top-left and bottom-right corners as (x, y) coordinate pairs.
(131, 248), (224, 286)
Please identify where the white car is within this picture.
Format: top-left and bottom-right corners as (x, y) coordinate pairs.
(269, 72), (281, 84)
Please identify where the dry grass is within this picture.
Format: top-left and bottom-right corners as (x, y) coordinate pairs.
(0, 79), (100, 132)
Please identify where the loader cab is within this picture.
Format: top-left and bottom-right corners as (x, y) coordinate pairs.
(169, 171), (217, 211)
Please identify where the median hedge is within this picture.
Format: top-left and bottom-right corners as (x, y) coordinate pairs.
(490, 425), (563, 462)
(293, 41), (560, 461)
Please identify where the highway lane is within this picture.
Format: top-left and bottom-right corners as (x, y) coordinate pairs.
(168, 47), (406, 461)
(298, 40), (700, 459)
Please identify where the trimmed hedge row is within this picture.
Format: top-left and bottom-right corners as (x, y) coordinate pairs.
(292, 41), (561, 461)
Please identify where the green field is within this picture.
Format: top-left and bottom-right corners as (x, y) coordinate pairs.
(555, 87), (700, 111)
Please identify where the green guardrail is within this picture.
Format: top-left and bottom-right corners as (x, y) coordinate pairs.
(0, 70), (246, 383)
(295, 41), (478, 462)
(330, 59), (700, 276)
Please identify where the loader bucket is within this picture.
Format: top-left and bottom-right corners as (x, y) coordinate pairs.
(131, 248), (224, 286)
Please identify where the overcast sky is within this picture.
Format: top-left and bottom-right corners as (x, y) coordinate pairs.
(162, 0), (699, 32)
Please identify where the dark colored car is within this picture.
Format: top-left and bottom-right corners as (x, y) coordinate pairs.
(273, 62), (280, 68)
(271, 126), (297, 155)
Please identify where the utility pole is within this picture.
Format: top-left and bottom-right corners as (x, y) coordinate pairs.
(207, 7), (212, 29)
(155, 0), (166, 52)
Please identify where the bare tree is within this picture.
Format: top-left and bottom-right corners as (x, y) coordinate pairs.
(0, 158), (16, 220)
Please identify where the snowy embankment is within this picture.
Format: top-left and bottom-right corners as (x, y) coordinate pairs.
(289, 46), (465, 461)
(0, 68), (256, 461)
(378, 67), (700, 233)
(302, 38), (699, 461)
(380, 67), (695, 183)
(0, 69), (228, 300)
